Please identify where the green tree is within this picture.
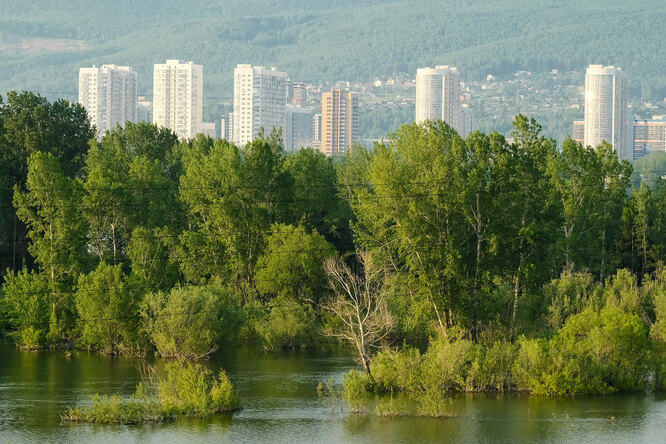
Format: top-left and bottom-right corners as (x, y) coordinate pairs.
(83, 124), (182, 263)
(502, 115), (559, 339)
(141, 286), (241, 359)
(1, 268), (50, 348)
(285, 148), (349, 246)
(350, 122), (467, 332)
(127, 226), (180, 291)
(83, 138), (132, 262)
(179, 133), (293, 286)
(548, 139), (631, 279)
(0, 91), (94, 273)
(621, 184), (659, 276)
(255, 223), (336, 303)
(13, 152), (88, 340)
(76, 263), (139, 355)
(99, 121), (180, 179)
(451, 129), (510, 334)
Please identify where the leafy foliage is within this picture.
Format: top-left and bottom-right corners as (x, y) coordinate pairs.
(62, 363), (240, 423)
(140, 286), (241, 359)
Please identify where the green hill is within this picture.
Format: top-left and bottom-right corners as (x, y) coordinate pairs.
(1, 0), (664, 124)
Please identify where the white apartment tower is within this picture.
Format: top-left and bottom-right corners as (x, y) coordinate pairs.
(233, 64), (287, 146)
(415, 65), (462, 133)
(152, 60), (203, 140)
(78, 65), (137, 135)
(584, 64), (629, 159)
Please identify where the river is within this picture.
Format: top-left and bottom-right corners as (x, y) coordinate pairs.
(1, 343), (665, 443)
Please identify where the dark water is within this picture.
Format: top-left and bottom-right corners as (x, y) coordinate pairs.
(1, 343), (666, 443)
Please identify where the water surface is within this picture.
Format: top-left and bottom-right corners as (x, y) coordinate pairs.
(1, 343), (665, 443)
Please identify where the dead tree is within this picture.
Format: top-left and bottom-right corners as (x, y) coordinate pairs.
(322, 252), (394, 379)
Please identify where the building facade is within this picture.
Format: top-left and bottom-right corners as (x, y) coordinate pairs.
(584, 64), (629, 159)
(572, 119), (585, 143)
(136, 96), (153, 123)
(633, 117), (666, 160)
(460, 103), (474, 138)
(78, 64), (137, 135)
(221, 113), (234, 141)
(312, 113), (322, 151)
(415, 65), (462, 133)
(201, 122), (216, 139)
(152, 60), (203, 140)
(287, 81), (307, 107)
(285, 105), (313, 152)
(320, 89), (358, 156)
(233, 64), (287, 146)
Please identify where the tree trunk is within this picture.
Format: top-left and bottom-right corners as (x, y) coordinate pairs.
(12, 214), (17, 272)
(111, 223), (117, 262)
(600, 228), (606, 282)
(509, 263), (521, 342)
(473, 192), (482, 341)
(433, 301), (446, 335)
(361, 352), (372, 380)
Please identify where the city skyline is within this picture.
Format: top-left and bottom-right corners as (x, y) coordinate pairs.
(71, 58), (666, 162)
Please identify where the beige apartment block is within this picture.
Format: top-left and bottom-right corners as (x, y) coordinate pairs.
(320, 89), (358, 156)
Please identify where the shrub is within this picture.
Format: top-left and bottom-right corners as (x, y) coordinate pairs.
(519, 307), (651, 395)
(141, 286), (241, 359)
(62, 363), (240, 423)
(420, 334), (473, 392)
(76, 263), (139, 355)
(375, 394), (408, 416)
(512, 337), (550, 393)
(210, 370), (240, 413)
(1, 269), (50, 349)
(370, 346), (422, 392)
(254, 297), (315, 350)
(342, 370), (371, 413)
(465, 340), (516, 392)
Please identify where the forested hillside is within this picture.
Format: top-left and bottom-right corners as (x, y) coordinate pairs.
(2, 0), (666, 106)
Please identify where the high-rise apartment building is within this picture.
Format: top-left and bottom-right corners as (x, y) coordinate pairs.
(312, 113), (322, 151)
(233, 64), (287, 146)
(221, 113), (234, 141)
(152, 60), (203, 140)
(78, 64), (137, 135)
(320, 89), (358, 156)
(415, 65), (462, 133)
(633, 116), (666, 160)
(285, 105), (313, 152)
(584, 64), (629, 159)
(572, 119), (585, 143)
(460, 104), (474, 138)
(136, 96), (153, 123)
(202, 122), (216, 139)
(287, 81), (307, 107)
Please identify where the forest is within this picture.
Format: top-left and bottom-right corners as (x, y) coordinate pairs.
(3, 91), (666, 408)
